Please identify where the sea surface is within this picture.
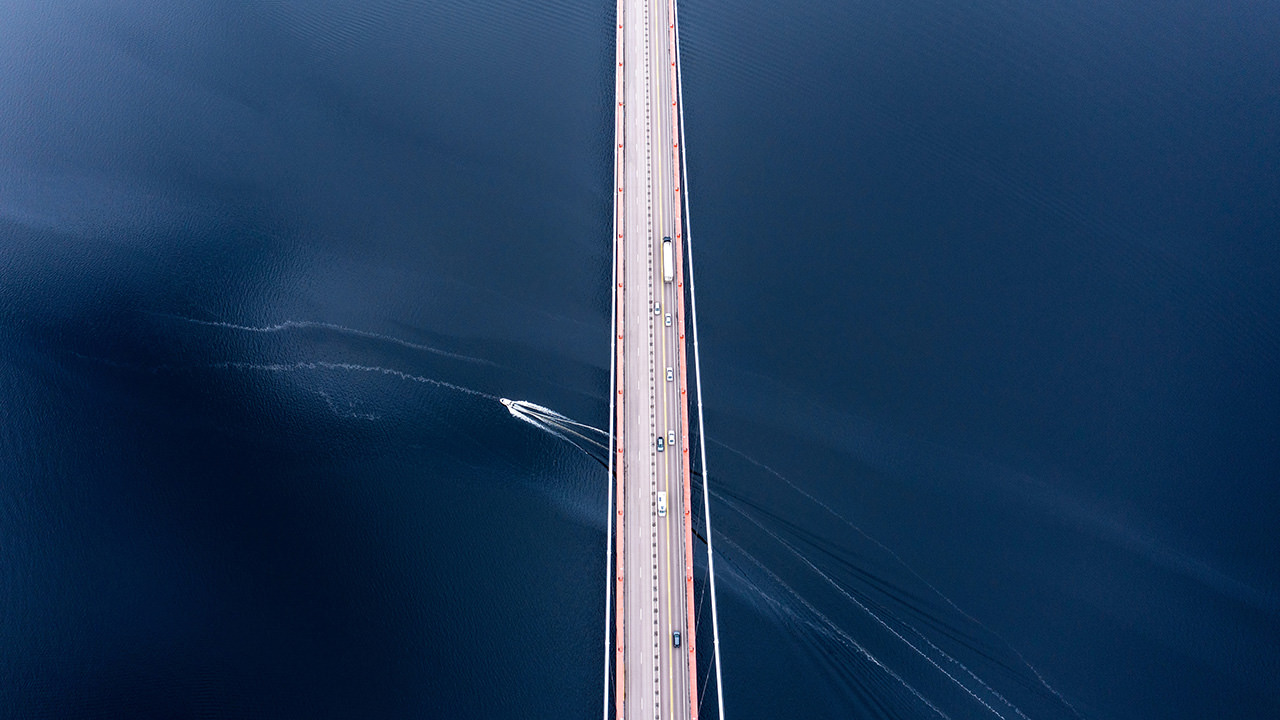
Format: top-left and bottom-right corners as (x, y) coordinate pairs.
(2, 1), (1278, 718)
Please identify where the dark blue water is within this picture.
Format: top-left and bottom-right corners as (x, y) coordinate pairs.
(2, 1), (1277, 718)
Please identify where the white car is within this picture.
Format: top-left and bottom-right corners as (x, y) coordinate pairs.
(666, 367), (674, 381)
(665, 313), (672, 327)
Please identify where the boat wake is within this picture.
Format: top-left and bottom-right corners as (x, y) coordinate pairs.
(499, 398), (1086, 720)
(501, 398), (610, 456)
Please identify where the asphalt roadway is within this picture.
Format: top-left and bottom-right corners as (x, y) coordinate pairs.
(612, 0), (694, 715)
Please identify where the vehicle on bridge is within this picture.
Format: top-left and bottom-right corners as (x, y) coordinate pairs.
(673, 630), (681, 648)
(662, 237), (674, 282)
(657, 491), (667, 517)
(656, 436), (665, 452)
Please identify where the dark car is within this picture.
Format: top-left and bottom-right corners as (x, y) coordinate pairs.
(656, 436), (665, 452)
(673, 631), (681, 648)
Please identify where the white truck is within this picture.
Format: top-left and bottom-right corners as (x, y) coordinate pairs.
(661, 237), (674, 282)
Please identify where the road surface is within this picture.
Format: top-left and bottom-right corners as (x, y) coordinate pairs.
(612, 0), (696, 715)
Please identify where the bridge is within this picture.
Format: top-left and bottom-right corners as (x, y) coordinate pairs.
(604, 0), (724, 717)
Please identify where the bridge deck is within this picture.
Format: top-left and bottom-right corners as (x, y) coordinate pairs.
(612, 0), (695, 715)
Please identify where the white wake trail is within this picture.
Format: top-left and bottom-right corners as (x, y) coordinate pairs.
(504, 401), (610, 453)
(720, 493), (1015, 720)
(514, 402), (609, 438)
(717, 532), (951, 719)
(509, 400), (570, 420)
(509, 405), (610, 453)
(712, 439), (1082, 719)
(210, 360), (499, 400)
(158, 313), (498, 367)
(509, 405), (563, 433)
